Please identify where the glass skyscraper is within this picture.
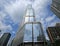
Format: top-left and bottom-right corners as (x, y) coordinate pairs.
(11, 4), (46, 46)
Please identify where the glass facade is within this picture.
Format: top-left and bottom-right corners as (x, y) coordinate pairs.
(24, 24), (32, 42)
(24, 23), (44, 42)
(11, 5), (46, 46)
(24, 5), (44, 42)
(26, 5), (34, 17)
(25, 5), (35, 23)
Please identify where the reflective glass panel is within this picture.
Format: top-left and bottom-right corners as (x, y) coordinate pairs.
(33, 24), (43, 42)
(25, 17), (29, 22)
(30, 17), (35, 22)
(24, 24), (32, 42)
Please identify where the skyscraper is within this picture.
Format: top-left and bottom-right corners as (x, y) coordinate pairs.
(11, 4), (46, 46)
(0, 33), (11, 46)
(46, 26), (60, 46)
(51, 0), (60, 18)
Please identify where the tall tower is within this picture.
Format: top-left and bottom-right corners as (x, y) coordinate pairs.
(11, 4), (46, 46)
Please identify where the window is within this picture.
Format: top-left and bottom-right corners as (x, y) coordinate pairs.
(29, 9), (34, 16)
(26, 10), (30, 16)
(30, 17), (35, 22)
(25, 17), (29, 22)
(24, 23), (44, 42)
(24, 24), (32, 42)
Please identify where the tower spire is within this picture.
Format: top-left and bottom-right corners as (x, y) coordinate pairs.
(25, 4), (35, 23)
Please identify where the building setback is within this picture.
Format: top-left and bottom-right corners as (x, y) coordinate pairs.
(0, 33), (11, 46)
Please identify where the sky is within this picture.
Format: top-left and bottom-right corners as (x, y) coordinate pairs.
(0, 0), (60, 45)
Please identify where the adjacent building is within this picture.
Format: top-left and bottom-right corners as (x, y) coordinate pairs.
(0, 33), (11, 46)
(56, 23), (60, 26)
(46, 24), (60, 46)
(51, 0), (60, 18)
(11, 4), (46, 46)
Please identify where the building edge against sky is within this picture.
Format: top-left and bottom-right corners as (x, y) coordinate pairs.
(51, 0), (60, 18)
(11, 4), (46, 46)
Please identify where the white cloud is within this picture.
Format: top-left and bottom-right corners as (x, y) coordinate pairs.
(48, 22), (56, 27)
(0, 11), (6, 21)
(33, 0), (52, 11)
(32, 0), (52, 23)
(0, 0), (52, 24)
(0, 10), (13, 38)
(3, 0), (33, 23)
(0, 21), (12, 31)
(0, 11), (12, 31)
(45, 15), (55, 22)
(12, 31), (15, 34)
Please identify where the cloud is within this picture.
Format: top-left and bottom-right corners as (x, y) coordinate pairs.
(48, 22), (56, 27)
(0, 21), (12, 31)
(3, 0), (33, 23)
(0, 11), (6, 21)
(0, 0), (52, 24)
(45, 15), (55, 22)
(33, 0), (52, 11)
(0, 11), (12, 31)
(32, 0), (52, 22)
